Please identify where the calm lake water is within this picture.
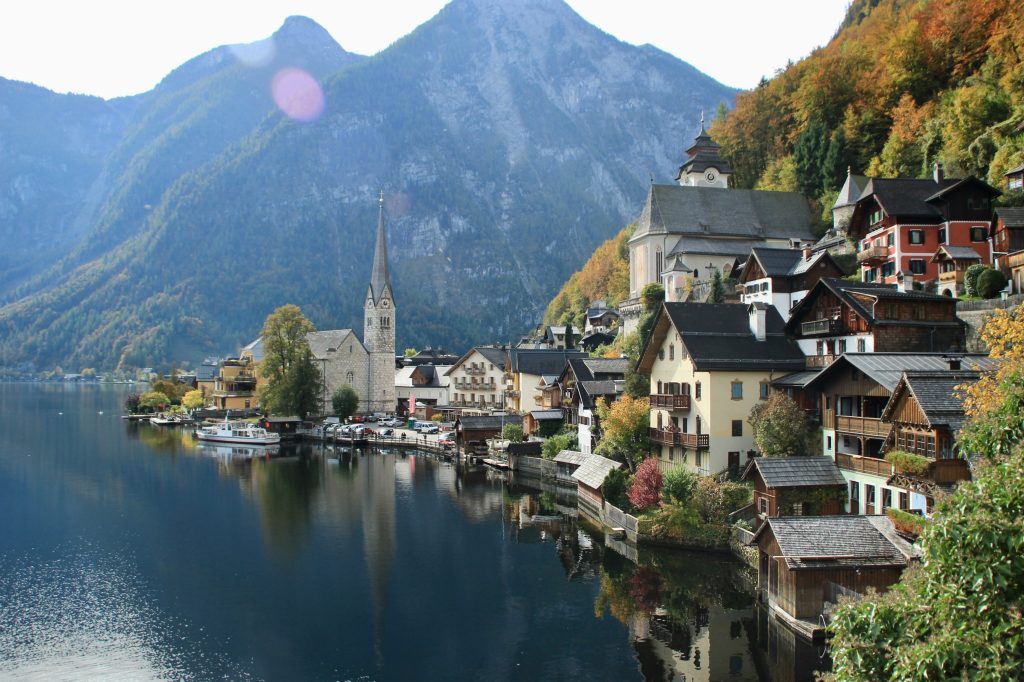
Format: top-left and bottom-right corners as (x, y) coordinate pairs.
(0, 383), (829, 681)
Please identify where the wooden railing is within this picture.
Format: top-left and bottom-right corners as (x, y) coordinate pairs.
(857, 244), (889, 263)
(938, 270), (965, 284)
(806, 354), (837, 369)
(801, 318), (840, 336)
(650, 394), (691, 410)
(931, 458), (971, 484)
(836, 415), (891, 438)
(836, 452), (891, 477)
(649, 428), (709, 449)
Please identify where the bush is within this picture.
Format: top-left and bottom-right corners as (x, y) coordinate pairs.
(542, 432), (577, 459)
(602, 468), (632, 510)
(964, 263), (988, 297)
(978, 267), (1009, 299)
(884, 449), (931, 476)
(502, 423), (525, 443)
(719, 481), (753, 513)
(661, 467), (698, 505)
(627, 457), (663, 510)
(886, 507), (928, 536)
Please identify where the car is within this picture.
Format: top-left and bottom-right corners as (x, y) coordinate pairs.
(365, 415), (378, 422)
(418, 424), (439, 434)
(353, 425), (373, 436)
(439, 434), (456, 448)
(383, 418), (401, 427)
(377, 427), (394, 437)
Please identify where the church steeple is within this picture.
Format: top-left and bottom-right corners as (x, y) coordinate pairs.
(675, 113), (731, 188)
(368, 190), (393, 305)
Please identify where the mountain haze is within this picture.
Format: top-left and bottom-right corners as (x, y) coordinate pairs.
(0, 0), (735, 372)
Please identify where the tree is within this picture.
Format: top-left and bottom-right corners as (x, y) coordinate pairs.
(747, 392), (815, 456)
(259, 304), (322, 417)
(661, 467), (698, 505)
(707, 268), (725, 303)
(138, 390), (171, 413)
(331, 385), (359, 422)
(595, 395), (651, 472)
(502, 423), (525, 443)
(964, 263), (988, 297)
(182, 389), (205, 411)
(977, 267), (1008, 299)
(404, 348), (417, 357)
(542, 431), (577, 459)
(601, 468), (632, 510)
(123, 392), (141, 414)
(627, 457), (662, 510)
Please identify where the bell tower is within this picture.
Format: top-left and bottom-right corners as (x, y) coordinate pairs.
(364, 191), (395, 414)
(675, 112), (731, 188)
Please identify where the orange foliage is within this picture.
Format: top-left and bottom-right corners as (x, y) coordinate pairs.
(960, 306), (1024, 419)
(543, 224), (632, 328)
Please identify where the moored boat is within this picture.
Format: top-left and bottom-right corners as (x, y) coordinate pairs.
(196, 416), (280, 445)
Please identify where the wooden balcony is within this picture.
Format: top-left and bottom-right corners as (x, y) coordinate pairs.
(836, 452), (891, 477)
(938, 270), (965, 285)
(857, 244), (889, 264)
(1004, 250), (1024, 269)
(650, 394), (691, 411)
(649, 428), (709, 449)
(836, 415), (892, 439)
(464, 366), (486, 375)
(806, 354), (837, 369)
(931, 458), (972, 484)
(801, 318), (842, 336)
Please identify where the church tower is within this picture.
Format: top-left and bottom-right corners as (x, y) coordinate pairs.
(675, 113), (731, 188)
(364, 191), (395, 414)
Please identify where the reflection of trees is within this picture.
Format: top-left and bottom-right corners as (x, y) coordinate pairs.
(130, 424), (197, 453)
(249, 454), (323, 558)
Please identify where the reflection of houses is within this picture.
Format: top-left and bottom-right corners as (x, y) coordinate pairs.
(559, 357), (628, 454)
(446, 346), (507, 411)
(638, 302), (805, 476)
(505, 348), (587, 413)
(736, 247), (846, 321)
(571, 454), (623, 518)
(806, 353), (994, 516)
(741, 457), (846, 529)
(753, 516), (913, 627)
(785, 278), (966, 368)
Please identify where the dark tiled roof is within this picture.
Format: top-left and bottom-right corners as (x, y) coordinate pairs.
(195, 363), (219, 381)
(771, 370), (821, 388)
(554, 450), (588, 466)
(746, 247), (808, 277)
(307, 330), (361, 358)
(458, 415), (522, 430)
(995, 207), (1024, 228)
(881, 370), (982, 432)
(509, 349), (587, 376)
(862, 177), (957, 222)
(571, 454), (623, 489)
(755, 516), (908, 570)
(933, 245), (983, 261)
(833, 173), (868, 208)
(668, 236), (769, 258)
(659, 303), (806, 372)
(529, 410), (563, 420)
(475, 346), (508, 368)
(578, 380), (623, 410)
(742, 457), (846, 489)
(583, 358), (630, 377)
(633, 184), (816, 242)
(806, 353), (996, 393)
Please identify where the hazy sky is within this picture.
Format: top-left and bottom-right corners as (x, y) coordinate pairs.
(0, 1), (850, 99)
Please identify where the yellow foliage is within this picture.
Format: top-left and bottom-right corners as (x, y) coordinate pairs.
(543, 224), (633, 328)
(960, 306), (1024, 418)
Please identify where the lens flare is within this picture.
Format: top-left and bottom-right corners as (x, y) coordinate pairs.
(271, 67), (324, 122)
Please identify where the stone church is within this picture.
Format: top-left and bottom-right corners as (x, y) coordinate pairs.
(621, 118), (818, 334)
(308, 193), (396, 415)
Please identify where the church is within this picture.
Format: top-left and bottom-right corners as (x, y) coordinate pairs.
(621, 118), (818, 334)
(308, 193), (396, 415)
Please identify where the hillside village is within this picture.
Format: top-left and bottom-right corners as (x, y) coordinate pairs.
(127, 120), (1024, 647)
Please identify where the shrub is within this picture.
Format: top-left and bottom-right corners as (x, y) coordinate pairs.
(884, 449), (931, 476)
(501, 423), (525, 443)
(886, 507), (928, 536)
(602, 468), (632, 510)
(964, 263), (988, 297)
(977, 267), (1009, 299)
(627, 457), (663, 510)
(719, 481), (753, 513)
(661, 467), (698, 505)
(542, 432), (576, 459)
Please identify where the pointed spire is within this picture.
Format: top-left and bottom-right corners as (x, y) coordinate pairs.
(699, 109), (706, 135)
(369, 191), (392, 304)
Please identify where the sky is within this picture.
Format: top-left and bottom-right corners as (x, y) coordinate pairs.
(0, 1), (851, 100)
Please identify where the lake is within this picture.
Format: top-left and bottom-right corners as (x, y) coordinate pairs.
(0, 383), (828, 681)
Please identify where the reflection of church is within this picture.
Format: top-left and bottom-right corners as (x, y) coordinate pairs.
(308, 193), (396, 415)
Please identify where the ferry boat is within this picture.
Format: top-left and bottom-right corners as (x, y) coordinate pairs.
(196, 416), (280, 445)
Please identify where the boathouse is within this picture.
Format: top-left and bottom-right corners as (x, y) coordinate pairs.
(553, 449), (588, 486)
(752, 516), (910, 624)
(571, 454), (623, 518)
(741, 456), (847, 529)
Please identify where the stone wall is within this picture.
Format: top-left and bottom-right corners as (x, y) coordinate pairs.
(957, 294), (1024, 352)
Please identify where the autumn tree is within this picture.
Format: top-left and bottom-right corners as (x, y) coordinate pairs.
(595, 395), (651, 471)
(747, 391), (815, 456)
(627, 457), (662, 511)
(259, 304), (322, 418)
(182, 389), (205, 411)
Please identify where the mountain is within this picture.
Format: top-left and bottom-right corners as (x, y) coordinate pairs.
(0, 0), (735, 372)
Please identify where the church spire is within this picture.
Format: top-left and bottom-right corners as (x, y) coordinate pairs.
(369, 190), (392, 304)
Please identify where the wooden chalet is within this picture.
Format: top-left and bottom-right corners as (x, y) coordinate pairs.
(741, 457), (847, 529)
(785, 278), (966, 369)
(455, 414), (522, 451)
(993, 207), (1024, 294)
(736, 246), (846, 321)
(571, 454), (623, 518)
(752, 516), (911, 625)
(931, 245), (983, 297)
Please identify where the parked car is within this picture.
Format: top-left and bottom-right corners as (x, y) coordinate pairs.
(418, 424), (439, 434)
(377, 427), (394, 437)
(439, 434), (456, 448)
(383, 418), (401, 427)
(353, 425), (374, 436)
(350, 415), (365, 423)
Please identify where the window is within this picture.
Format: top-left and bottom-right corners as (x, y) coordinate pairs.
(882, 261), (896, 278)
(866, 484), (876, 510)
(759, 382), (769, 400)
(731, 381), (743, 400)
(938, 227), (946, 243)
(658, 349), (665, 360)
(857, 338), (866, 352)
(899, 492), (909, 510)
(909, 259), (926, 275)
(669, 344), (674, 361)
(838, 339), (847, 354)
(695, 382), (702, 400)
(850, 481), (860, 512)
(908, 230), (924, 244)
(971, 226), (987, 242)
(732, 420), (742, 437)
(865, 268), (876, 282)
(887, 232), (896, 246)
(882, 488), (892, 511)
(346, 371), (354, 383)
(826, 435), (832, 450)
(759, 497), (768, 515)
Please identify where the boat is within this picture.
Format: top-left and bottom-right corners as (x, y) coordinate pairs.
(150, 413), (182, 426)
(197, 442), (279, 460)
(195, 416), (280, 445)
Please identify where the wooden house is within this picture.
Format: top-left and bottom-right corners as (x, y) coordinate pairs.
(559, 357), (627, 454)
(931, 245), (983, 297)
(992, 207), (1024, 294)
(741, 457), (847, 529)
(752, 516), (910, 624)
(455, 414), (522, 452)
(736, 246), (846, 321)
(571, 454), (623, 518)
(553, 449), (588, 486)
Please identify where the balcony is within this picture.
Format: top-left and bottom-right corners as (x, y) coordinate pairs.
(465, 366), (485, 375)
(930, 458), (971, 484)
(857, 244), (889, 265)
(836, 415), (891, 439)
(649, 428), (709, 449)
(650, 394), (691, 411)
(800, 318), (841, 336)
(836, 453), (891, 477)
(805, 354), (837, 369)
(938, 270), (965, 285)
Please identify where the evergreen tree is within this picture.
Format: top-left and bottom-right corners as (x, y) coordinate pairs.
(708, 269), (726, 303)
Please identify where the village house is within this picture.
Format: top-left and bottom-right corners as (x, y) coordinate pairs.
(584, 301), (620, 335)
(210, 355), (259, 410)
(394, 363), (451, 415)
(847, 165), (1000, 288)
(620, 120), (817, 334)
(785, 278), (966, 370)
(445, 346), (507, 411)
(541, 325), (581, 349)
(741, 457), (847, 530)
(804, 353), (995, 516)
(638, 302), (806, 476)
(992, 206), (1024, 293)
(752, 516), (914, 628)
(736, 246), (847, 321)
(558, 357), (628, 454)
(455, 414), (522, 453)
(195, 357), (219, 402)
(504, 347), (587, 414)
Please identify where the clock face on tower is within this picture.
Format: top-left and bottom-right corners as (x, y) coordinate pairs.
(705, 169), (718, 183)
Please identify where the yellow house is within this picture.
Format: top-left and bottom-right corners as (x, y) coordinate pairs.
(505, 348), (587, 413)
(637, 302), (806, 476)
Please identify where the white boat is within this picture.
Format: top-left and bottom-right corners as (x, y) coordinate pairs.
(196, 416), (280, 445)
(150, 413), (181, 426)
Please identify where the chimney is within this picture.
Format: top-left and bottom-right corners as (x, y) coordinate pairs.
(802, 245), (813, 261)
(749, 304), (767, 341)
(933, 161), (944, 183)
(899, 274), (914, 293)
